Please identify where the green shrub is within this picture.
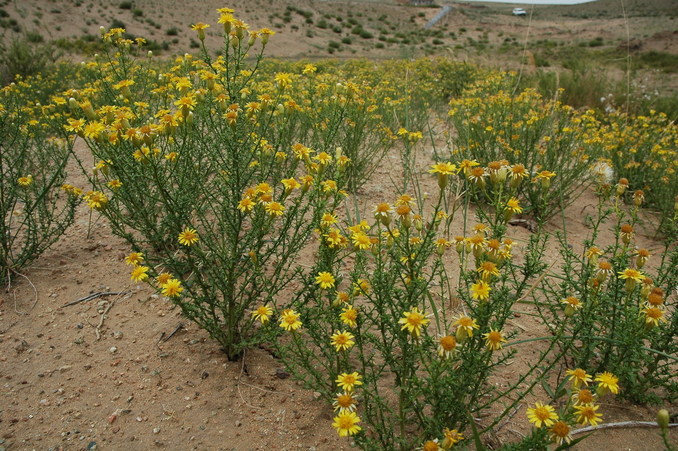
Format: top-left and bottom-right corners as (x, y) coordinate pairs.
(0, 88), (79, 287)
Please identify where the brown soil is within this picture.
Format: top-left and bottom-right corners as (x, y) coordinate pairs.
(1, 138), (676, 450)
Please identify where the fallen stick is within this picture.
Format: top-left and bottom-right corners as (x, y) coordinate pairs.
(63, 291), (127, 307)
(93, 292), (131, 340)
(159, 323), (185, 344)
(572, 421), (678, 435)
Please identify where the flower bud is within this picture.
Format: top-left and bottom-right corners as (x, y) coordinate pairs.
(657, 409), (670, 430)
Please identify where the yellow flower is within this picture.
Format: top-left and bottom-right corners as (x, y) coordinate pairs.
(130, 265), (149, 282)
(279, 309), (302, 332)
(421, 440), (441, 451)
(281, 177), (301, 192)
(505, 197), (522, 220)
(477, 261), (500, 282)
(351, 231), (372, 250)
(549, 421), (572, 445)
(84, 191), (108, 210)
(251, 304), (272, 324)
(429, 162), (457, 189)
(332, 411), (361, 437)
(274, 72), (293, 90)
(321, 212), (338, 227)
(191, 22), (210, 40)
(643, 306), (667, 328)
(156, 272), (172, 286)
(325, 228), (346, 248)
(18, 175), (33, 187)
(573, 403), (602, 426)
(441, 428), (464, 449)
(108, 179), (122, 189)
(458, 159), (480, 175)
(340, 305), (358, 328)
(237, 197), (255, 213)
(161, 278), (183, 297)
(454, 315), (479, 342)
(178, 227), (199, 246)
(618, 268), (643, 292)
(399, 307), (430, 338)
(566, 368), (592, 388)
(483, 329), (506, 351)
(333, 391), (357, 413)
(470, 280), (491, 301)
(572, 388), (596, 406)
(331, 331), (355, 352)
(315, 271), (336, 290)
(336, 372), (362, 392)
(437, 335), (457, 359)
(527, 401), (559, 428)
(595, 372), (620, 395)
(124, 252), (144, 266)
(265, 201), (285, 217)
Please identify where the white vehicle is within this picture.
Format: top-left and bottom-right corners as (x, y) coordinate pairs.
(512, 8), (527, 16)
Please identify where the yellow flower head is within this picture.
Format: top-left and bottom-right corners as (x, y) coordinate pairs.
(124, 252), (144, 266)
(18, 175), (33, 187)
(438, 335), (457, 359)
(332, 411), (361, 437)
(178, 227), (199, 246)
(316, 271), (336, 290)
(398, 307), (430, 338)
(265, 201), (285, 217)
(130, 265), (149, 282)
(441, 428), (464, 449)
(565, 368), (592, 388)
(643, 306), (667, 328)
(336, 372), (362, 392)
(527, 401), (559, 428)
(161, 278), (183, 297)
(251, 304), (273, 324)
(483, 329), (506, 351)
(331, 330), (355, 352)
(351, 231), (372, 251)
(595, 372), (620, 395)
(340, 305), (358, 328)
(470, 280), (491, 301)
(321, 212), (338, 227)
(549, 420), (572, 446)
(279, 309), (302, 332)
(477, 261), (500, 282)
(454, 315), (479, 342)
(573, 403), (602, 426)
(84, 191), (108, 210)
(333, 391), (357, 413)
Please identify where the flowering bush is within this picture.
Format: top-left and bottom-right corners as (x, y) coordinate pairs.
(62, 13), (376, 359)
(535, 179), (678, 403)
(448, 77), (597, 223)
(593, 110), (678, 234)
(0, 82), (79, 287)
(269, 161), (612, 449)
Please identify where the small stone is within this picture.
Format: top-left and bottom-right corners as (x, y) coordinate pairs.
(112, 331), (124, 340)
(275, 369), (290, 379)
(312, 392), (321, 400)
(235, 420), (242, 427)
(109, 347), (118, 354)
(86, 442), (97, 450)
(59, 365), (72, 373)
(152, 427), (160, 434)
